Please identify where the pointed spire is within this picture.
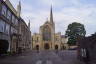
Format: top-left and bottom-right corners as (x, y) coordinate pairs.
(17, 0), (21, 17)
(50, 5), (54, 24)
(28, 20), (30, 30)
(19, 1), (21, 7)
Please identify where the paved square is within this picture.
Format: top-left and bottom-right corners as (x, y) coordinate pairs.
(0, 50), (84, 64)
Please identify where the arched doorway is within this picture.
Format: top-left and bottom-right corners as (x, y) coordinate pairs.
(55, 45), (58, 50)
(0, 40), (9, 54)
(62, 46), (66, 50)
(44, 43), (50, 50)
(36, 45), (39, 50)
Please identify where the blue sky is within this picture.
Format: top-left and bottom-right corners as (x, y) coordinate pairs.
(10, 0), (96, 36)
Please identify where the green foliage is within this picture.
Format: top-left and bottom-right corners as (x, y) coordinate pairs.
(65, 22), (86, 45)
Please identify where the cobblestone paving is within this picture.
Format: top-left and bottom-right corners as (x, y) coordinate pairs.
(0, 50), (84, 64)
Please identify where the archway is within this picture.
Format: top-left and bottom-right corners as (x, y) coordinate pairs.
(55, 45), (58, 50)
(0, 40), (9, 54)
(62, 46), (66, 50)
(44, 43), (50, 50)
(36, 45), (39, 50)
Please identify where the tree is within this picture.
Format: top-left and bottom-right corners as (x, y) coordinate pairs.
(65, 22), (86, 45)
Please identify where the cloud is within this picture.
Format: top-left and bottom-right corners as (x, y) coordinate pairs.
(54, 7), (96, 35)
(9, 0), (96, 36)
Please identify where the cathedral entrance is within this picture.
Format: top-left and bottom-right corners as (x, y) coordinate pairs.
(36, 45), (39, 50)
(44, 43), (50, 50)
(55, 45), (58, 50)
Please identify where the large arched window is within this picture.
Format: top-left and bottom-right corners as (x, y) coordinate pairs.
(42, 25), (51, 41)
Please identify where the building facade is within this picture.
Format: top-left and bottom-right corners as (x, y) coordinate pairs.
(19, 18), (32, 52)
(32, 7), (68, 50)
(0, 0), (32, 54)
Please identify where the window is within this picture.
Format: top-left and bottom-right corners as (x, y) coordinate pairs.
(42, 25), (51, 41)
(56, 37), (58, 41)
(15, 19), (18, 26)
(5, 24), (10, 35)
(11, 27), (13, 34)
(81, 48), (87, 57)
(1, 4), (7, 16)
(55, 36), (59, 41)
(12, 15), (15, 24)
(13, 28), (17, 34)
(11, 27), (17, 34)
(0, 20), (5, 32)
(7, 10), (11, 21)
(37, 37), (39, 42)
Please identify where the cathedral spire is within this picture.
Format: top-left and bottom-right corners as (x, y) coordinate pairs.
(50, 5), (54, 24)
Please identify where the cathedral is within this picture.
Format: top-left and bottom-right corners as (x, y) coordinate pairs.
(32, 7), (68, 50)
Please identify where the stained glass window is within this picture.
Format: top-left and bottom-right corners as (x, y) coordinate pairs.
(42, 25), (51, 41)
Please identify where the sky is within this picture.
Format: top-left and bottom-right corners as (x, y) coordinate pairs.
(9, 0), (96, 36)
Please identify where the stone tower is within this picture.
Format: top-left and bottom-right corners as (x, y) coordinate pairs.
(50, 6), (53, 24)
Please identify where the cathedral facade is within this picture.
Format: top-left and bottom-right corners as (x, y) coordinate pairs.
(32, 7), (68, 50)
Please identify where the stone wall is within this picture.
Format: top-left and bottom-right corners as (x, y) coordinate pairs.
(77, 33), (96, 63)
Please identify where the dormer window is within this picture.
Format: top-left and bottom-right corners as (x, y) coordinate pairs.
(1, 4), (7, 17)
(7, 10), (11, 21)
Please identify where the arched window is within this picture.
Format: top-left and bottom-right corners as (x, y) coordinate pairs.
(42, 25), (51, 41)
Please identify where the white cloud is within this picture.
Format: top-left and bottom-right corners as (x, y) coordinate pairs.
(9, 0), (96, 36)
(54, 7), (96, 35)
